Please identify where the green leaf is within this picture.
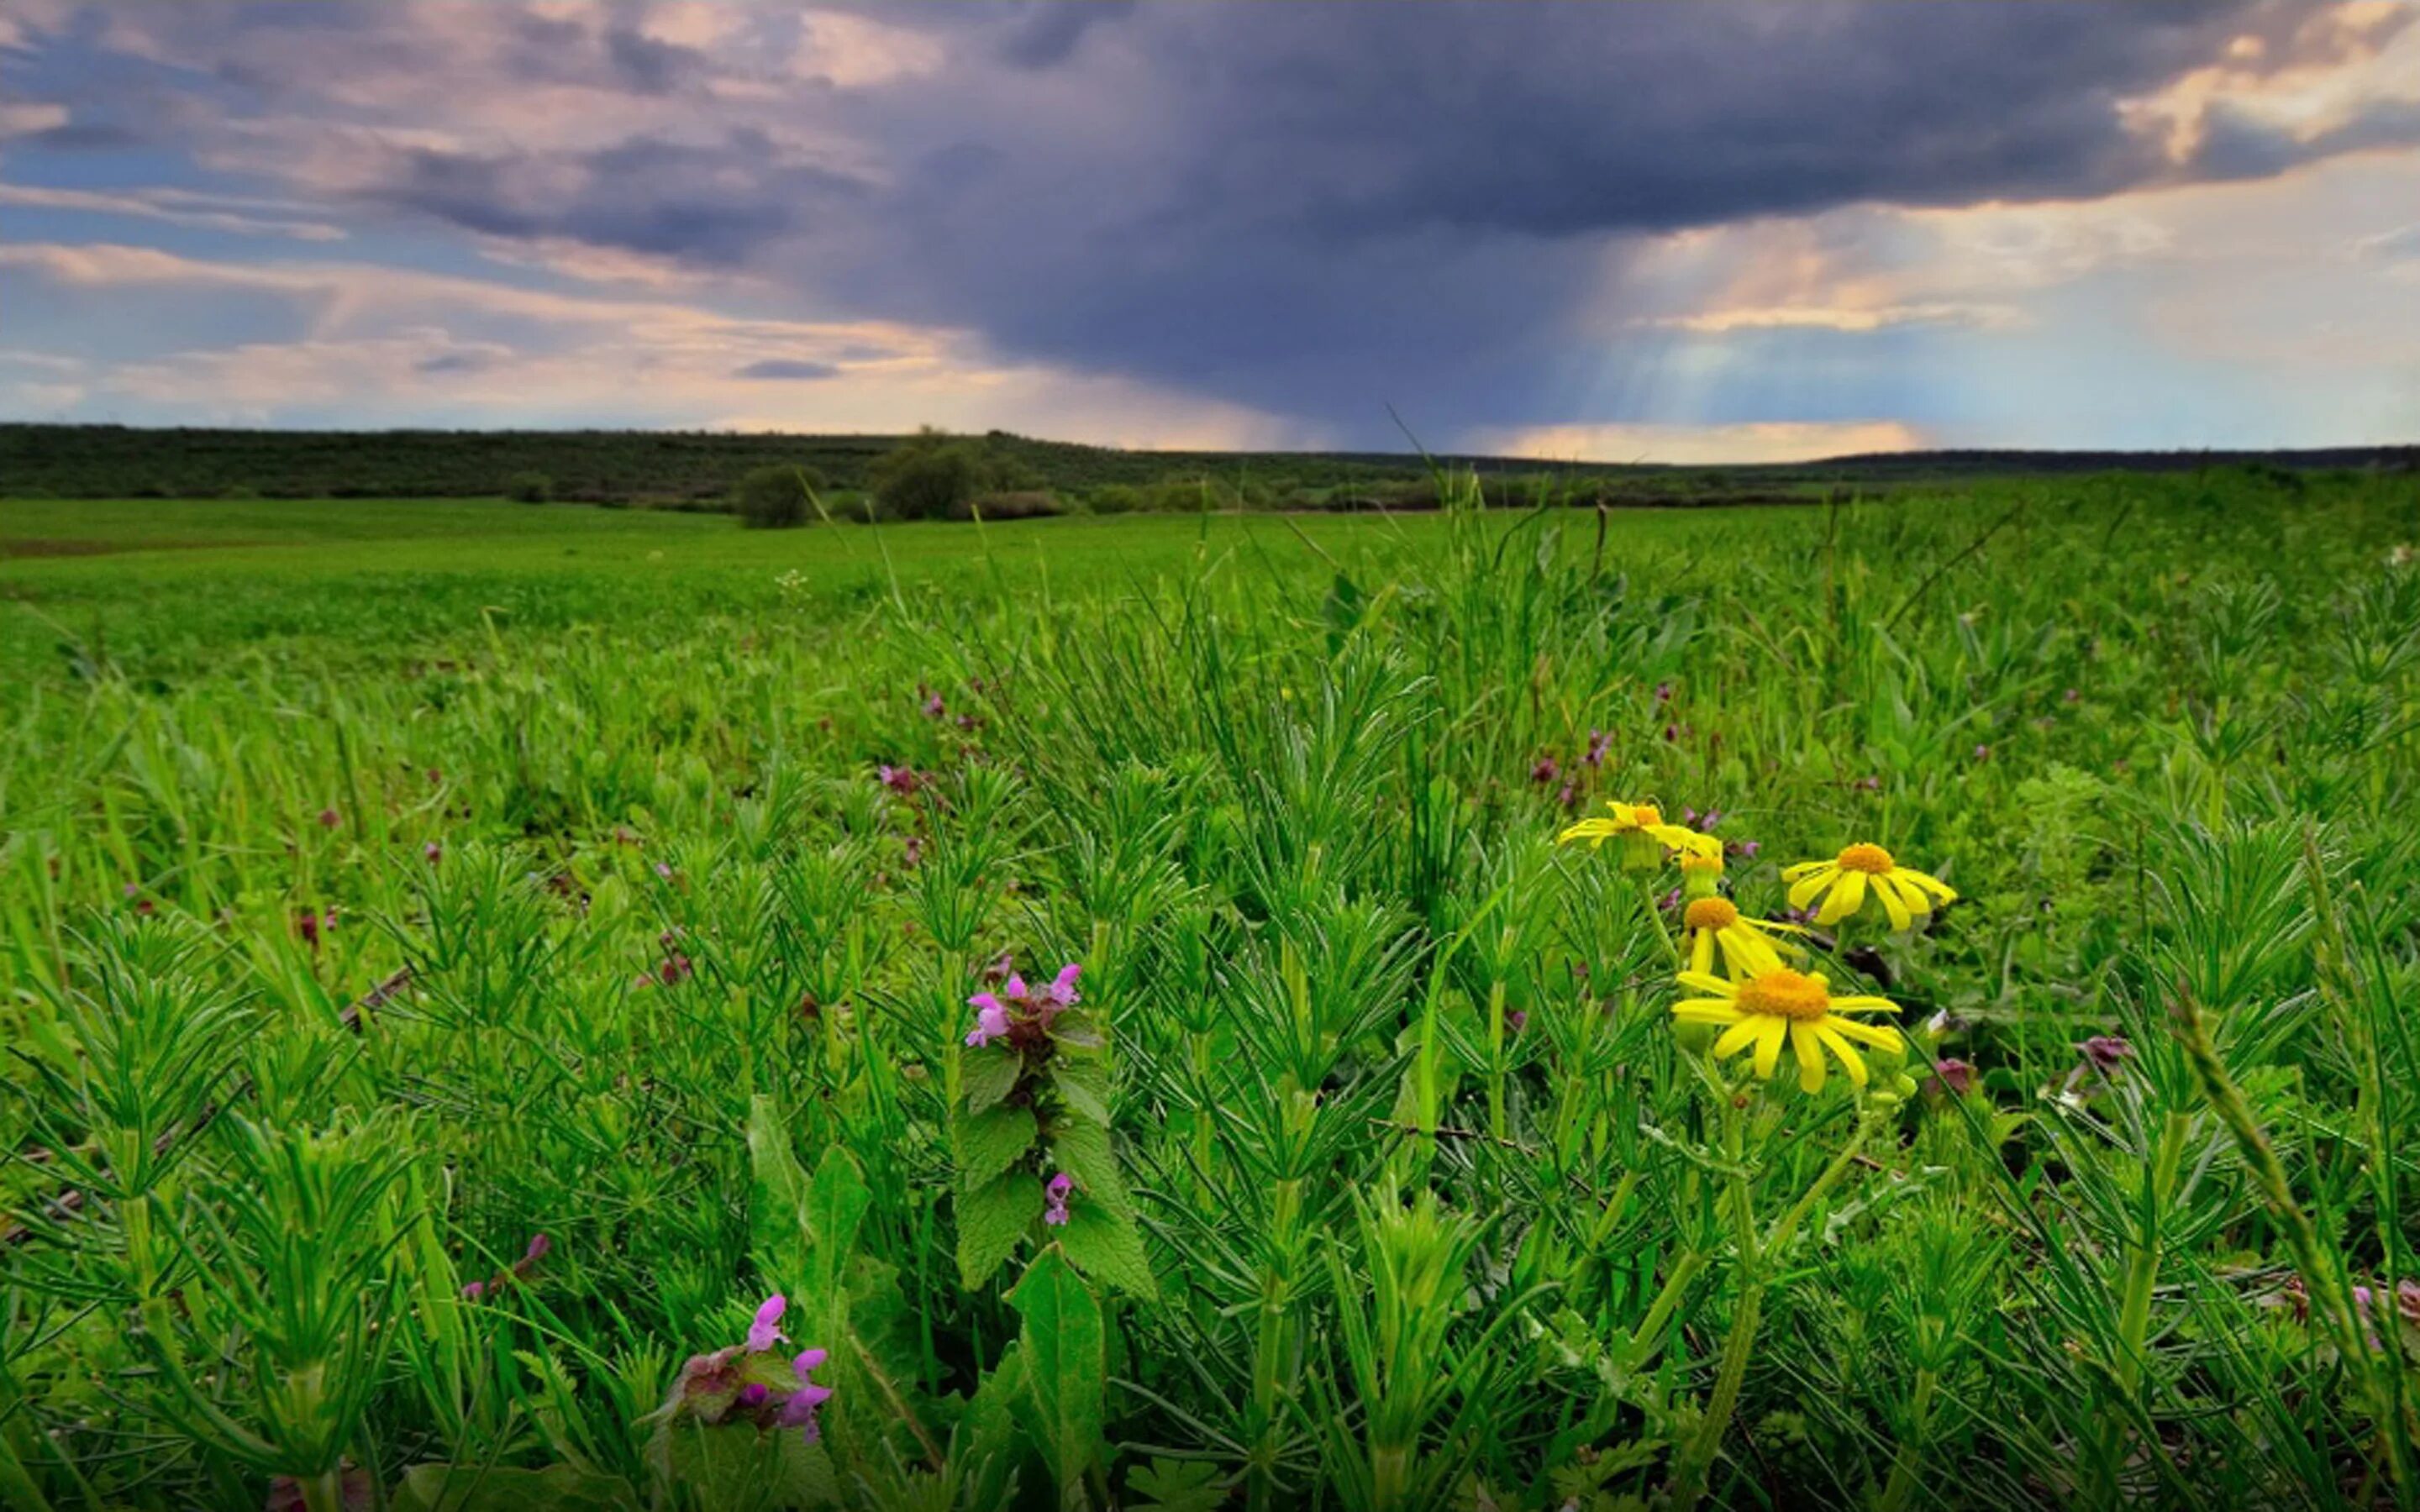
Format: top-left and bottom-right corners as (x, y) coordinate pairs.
(955, 1346), (1029, 1512)
(957, 1172), (1041, 1289)
(657, 1421), (840, 1512)
(745, 1095), (813, 1286)
(1046, 1010), (1106, 1052)
(963, 1046), (1023, 1115)
(1056, 1200), (1159, 1299)
(1045, 1121), (1130, 1214)
(393, 1464), (639, 1512)
(1007, 1247), (1107, 1510)
(1052, 1058), (1112, 1126)
(801, 1145), (871, 1321)
(1126, 1457), (1227, 1512)
(958, 1104), (1039, 1193)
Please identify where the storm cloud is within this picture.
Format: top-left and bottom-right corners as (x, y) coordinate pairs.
(3, 1), (2417, 449)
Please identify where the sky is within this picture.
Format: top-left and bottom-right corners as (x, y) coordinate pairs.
(3, 1), (2417, 463)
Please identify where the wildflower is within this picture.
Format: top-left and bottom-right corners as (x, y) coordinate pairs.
(919, 685), (946, 719)
(2081, 1035), (2133, 1073)
(747, 1294), (788, 1353)
(1971, 743), (1991, 761)
(1044, 1173), (1073, 1227)
(1727, 837), (1762, 860)
(1530, 755), (1560, 785)
(1505, 1008), (1530, 1034)
(1678, 897), (1802, 978)
(1558, 801), (1720, 869)
(781, 1350), (834, 1440)
(1783, 843), (1956, 930)
(876, 764), (926, 797)
(1931, 1058), (1975, 1095)
(318, 806), (341, 829)
(1677, 849), (1724, 901)
(1670, 967), (1902, 1093)
(295, 909), (332, 949)
(2064, 687), (2081, 704)
(1584, 729), (1611, 766)
(1556, 782), (1579, 811)
(965, 994), (1012, 1047)
(965, 963), (1081, 1048)
(424, 840), (443, 864)
(654, 860), (675, 880)
(1654, 682), (1673, 705)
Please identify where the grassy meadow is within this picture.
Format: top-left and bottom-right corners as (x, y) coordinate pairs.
(4, 470), (2420, 1509)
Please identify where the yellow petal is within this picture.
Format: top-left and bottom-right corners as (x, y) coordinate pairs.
(1690, 929), (1714, 977)
(1815, 1024), (1869, 1087)
(1886, 874), (1934, 917)
(1791, 1022), (1826, 1092)
(1786, 869), (1835, 910)
(1672, 1002), (1745, 1023)
(1780, 861), (1828, 879)
(1816, 870), (1866, 925)
(1898, 868), (1957, 902)
(1824, 1016), (1902, 1050)
(1754, 1016), (1789, 1079)
(1675, 970), (1736, 996)
(1876, 876), (1912, 932)
(1712, 1020), (1763, 1059)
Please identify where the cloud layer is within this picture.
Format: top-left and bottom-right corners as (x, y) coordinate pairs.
(3, 1), (2417, 456)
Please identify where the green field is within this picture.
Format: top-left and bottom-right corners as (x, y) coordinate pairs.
(6, 472), (2420, 1510)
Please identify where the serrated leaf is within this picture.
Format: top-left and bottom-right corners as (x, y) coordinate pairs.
(1057, 1201), (1159, 1299)
(963, 1046), (1023, 1115)
(1007, 1247), (1106, 1510)
(658, 1421), (840, 1512)
(957, 1172), (1041, 1289)
(1047, 1010), (1105, 1052)
(1052, 1058), (1111, 1126)
(958, 1104), (1039, 1192)
(1126, 1457), (1226, 1512)
(1045, 1121), (1131, 1213)
(394, 1464), (639, 1512)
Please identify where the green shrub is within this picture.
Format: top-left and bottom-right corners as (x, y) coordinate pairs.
(733, 465), (821, 528)
(507, 471), (553, 503)
(216, 483), (260, 501)
(956, 489), (1062, 522)
(870, 433), (984, 521)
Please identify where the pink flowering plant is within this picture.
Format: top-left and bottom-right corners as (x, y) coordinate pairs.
(955, 959), (1156, 1297)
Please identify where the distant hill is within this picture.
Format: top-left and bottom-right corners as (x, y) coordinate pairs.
(1, 423), (2410, 508)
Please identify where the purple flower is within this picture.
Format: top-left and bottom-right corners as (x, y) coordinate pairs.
(919, 685), (946, 719)
(780, 1350), (834, 1440)
(461, 1279), (487, 1301)
(1041, 963), (1082, 1007)
(318, 806), (341, 830)
(1583, 729), (1611, 766)
(1932, 1058), (1975, 1095)
(1505, 1009), (1529, 1035)
(1044, 1173), (1073, 1227)
(2064, 687), (2081, 703)
(1654, 682), (1673, 705)
(965, 993), (1012, 1047)
(736, 1383), (771, 1410)
(747, 1294), (788, 1353)
(1727, 839), (1761, 859)
(423, 841), (443, 864)
(2082, 1035), (2134, 1074)
(654, 861), (675, 879)
(1529, 756), (1559, 785)
(1972, 743), (1991, 761)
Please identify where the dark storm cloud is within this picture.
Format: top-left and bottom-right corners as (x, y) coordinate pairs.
(14, 0), (2417, 441)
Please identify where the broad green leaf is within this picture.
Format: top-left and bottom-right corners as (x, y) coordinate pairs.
(1126, 1457), (1227, 1512)
(1007, 1247), (1107, 1511)
(657, 1421), (840, 1512)
(801, 1145), (871, 1321)
(1057, 1201), (1158, 1300)
(1044, 1121), (1130, 1214)
(957, 1172), (1041, 1289)
(1051, 1058), (1112, 1126)
(963, 1046), (1023, 1115)
(957, 1104), (1039, 1193)
(745, 1095), (813, 1285)
(392, 1464), (639, 1512)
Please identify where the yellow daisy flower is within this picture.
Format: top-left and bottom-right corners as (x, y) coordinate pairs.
(1781, 843), (1955, 930)
(1678, 897), (1806, 979)
(1558, 801), (1720, 869)
(1671, 966), (1902, 1093)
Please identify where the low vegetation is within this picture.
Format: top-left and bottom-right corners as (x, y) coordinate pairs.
(3, 470), (2418, 1509)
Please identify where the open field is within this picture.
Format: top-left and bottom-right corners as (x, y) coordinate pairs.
(6, 470), (2420, 1509)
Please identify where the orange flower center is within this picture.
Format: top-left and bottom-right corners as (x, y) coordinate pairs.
(1837, 843), (1895, 874)
(1736, 969), (1831, 1022)
(1679, 851), (1723, 874)
(1682, 898), (1739, 931)
(1631, 805), (1664, 829)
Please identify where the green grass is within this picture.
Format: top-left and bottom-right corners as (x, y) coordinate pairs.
(5, 472), (2420, 1510)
